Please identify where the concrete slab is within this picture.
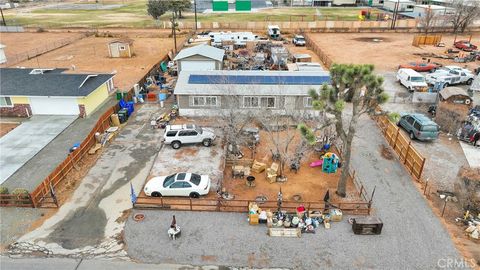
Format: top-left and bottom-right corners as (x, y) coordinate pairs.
(459, 141), (480, 168)
(0, 115), (76, 184)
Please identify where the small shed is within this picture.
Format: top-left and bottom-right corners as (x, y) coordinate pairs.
(439, 87), (472, 106)
(174, 44), (225, 73)
(108, 39), (134, 58)
(293, 54), (312, 63)
(0, 44), (6, 64)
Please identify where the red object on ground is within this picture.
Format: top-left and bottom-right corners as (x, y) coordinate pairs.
(398, 62), (440, 72)
(454, 40), (478, 52)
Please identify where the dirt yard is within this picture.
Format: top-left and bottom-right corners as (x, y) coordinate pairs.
(7, 34), (177, 90)
(0, 123), (20, 138)
(309, 32), (480, 72)
(0, 32), (84, 66)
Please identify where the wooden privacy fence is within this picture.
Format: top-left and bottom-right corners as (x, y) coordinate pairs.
(30, 107), (115, 207)
(134, 197), (372, 215)
(304, 33), (333, 69)
(412, 34), (442, 46)
(0, 194), (34, 208)
(375, 115), (426, 180)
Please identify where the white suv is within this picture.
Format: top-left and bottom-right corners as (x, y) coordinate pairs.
(293, 35), (306, 46)
(163, 124), (216, 149)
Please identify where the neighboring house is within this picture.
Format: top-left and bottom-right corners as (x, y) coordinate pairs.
(439, 87), (472, 106)
(108, 39), (134, 58)
(174, 44), (225, 73)
(331, 0), (356, 5)
(383, 0), (416, 12)
(173, 70), (331, 116)
(0, 44), (6, 64)
(0, 68), (115, 117)
(412, 4), (455, 18)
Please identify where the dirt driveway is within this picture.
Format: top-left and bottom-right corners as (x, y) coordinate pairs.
(308, 32), (480, 72)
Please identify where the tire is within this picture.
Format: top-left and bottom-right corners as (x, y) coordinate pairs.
(151, 192), (162, 197)
(466, 78), (473, 85)
(443, 83), (449, 88)
(409, 131), (415, 140)
(202, 139), (212, 147)
(189, 192), (199, 198)
(171, 141), (181, 149)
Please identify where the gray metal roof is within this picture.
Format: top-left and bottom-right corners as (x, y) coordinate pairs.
(173, 44), (225, 62)
(0, 68), (114, 97)
(174, 70), (330, 96)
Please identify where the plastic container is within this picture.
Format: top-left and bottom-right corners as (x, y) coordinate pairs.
(159, 93), (167, 101)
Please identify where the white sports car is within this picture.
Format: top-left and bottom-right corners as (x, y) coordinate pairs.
(144, 172), (211, 198)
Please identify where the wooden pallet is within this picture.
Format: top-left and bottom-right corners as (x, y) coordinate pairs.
(268, 228), (301, 238)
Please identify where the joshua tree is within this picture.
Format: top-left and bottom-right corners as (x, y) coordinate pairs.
(304, 64), (388, 197)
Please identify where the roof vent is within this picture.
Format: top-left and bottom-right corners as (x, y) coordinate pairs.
(29, 69), (54, 75)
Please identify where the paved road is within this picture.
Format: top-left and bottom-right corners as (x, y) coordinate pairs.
(124, 115), (463, 269)
(2, 97), (116, 191)
(0, 256), (228, 270)
(0, 115), (76, 185)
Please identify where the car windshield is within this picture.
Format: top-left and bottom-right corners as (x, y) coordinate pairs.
(297, 37), (305, 41)
(196, 127), (203, 134)
(421, 125), (438, 132)
(163, 174), (176, 187)
(411, 76), (425, 82)
(190, 174), (201, 185)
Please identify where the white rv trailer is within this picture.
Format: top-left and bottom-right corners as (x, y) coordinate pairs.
(197, 32), (259, 47)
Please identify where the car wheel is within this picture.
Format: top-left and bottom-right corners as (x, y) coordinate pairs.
(172, 141), (181, 149)
(189, 192), (200, 198)
(409, 131), (415, 140)
(202, 139), (212, 147)
(151, 192), (162, 197)
(443, 83), (449, 88)
(466, 78), (473, 85)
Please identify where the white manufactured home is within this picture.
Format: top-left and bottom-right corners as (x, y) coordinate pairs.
(198, 31), (259, 47)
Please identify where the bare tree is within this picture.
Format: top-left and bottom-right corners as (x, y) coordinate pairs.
(450, 0), (480, 33)
(418, 5), (443, 34)
(258, 110), (312, 180)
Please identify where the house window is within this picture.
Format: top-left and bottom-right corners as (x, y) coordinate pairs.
(119, 45), (126, 50)
(191, 96), (218, 107)
(0, 97), (13, 107)
(243, 96), (276, 108)
(304, 97), (313, 108)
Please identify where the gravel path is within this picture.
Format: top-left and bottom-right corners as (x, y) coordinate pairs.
(124, 116), (462, 269)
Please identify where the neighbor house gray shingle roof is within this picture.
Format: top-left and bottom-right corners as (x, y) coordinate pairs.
(0, 68), (114, 97)
(174, 70), (331, 96)
(173, 44), (225, 62)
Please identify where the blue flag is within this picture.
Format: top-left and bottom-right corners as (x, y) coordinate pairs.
(130, 182), (137, 204)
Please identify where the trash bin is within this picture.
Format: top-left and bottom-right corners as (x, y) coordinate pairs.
(159, 93), (167, 101)
(116, 91), (125, 100)
(126, 101), (134, 116)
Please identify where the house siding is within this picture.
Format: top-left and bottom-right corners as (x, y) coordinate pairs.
(77, 83), (109, 116)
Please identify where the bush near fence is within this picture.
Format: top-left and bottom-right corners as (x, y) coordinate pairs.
(374, 115), (426, 180)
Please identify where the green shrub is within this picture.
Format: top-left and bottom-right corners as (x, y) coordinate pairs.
(0, 186), (8, 195)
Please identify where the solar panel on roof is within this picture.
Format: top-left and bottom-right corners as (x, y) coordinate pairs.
(188, 74), (330, 85)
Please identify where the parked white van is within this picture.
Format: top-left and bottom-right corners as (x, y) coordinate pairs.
(396, 68), (428, 92)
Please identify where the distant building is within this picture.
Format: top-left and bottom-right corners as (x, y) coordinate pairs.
(412, 4), (455, 17)
(384, 0), (416, 12)
(108, 39), (134, 58)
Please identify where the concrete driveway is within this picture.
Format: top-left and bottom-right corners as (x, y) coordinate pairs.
(0, 115), (76, 185)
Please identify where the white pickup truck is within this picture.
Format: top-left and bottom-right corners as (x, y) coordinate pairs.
(426, 68), (474, 87)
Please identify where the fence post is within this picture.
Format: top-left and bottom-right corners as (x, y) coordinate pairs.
(190, 198), (192, 211)
(29, 193), (36, 208)
(359, 185), (364, 198)
(404, 141), (411, 164)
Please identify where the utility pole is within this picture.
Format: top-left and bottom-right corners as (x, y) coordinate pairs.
(194, 0), (198, 31)
(391, 0), (399, 30)
(171, 12), (177, 54)
(0, 8), (6, 26)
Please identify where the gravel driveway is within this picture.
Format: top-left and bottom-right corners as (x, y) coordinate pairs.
(124, 116), (463, 269)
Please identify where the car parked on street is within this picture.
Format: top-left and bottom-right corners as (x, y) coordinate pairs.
(397, 113), (439, 141)
(163, 124), (216, 149)
(144, 172), (211, 198)
(398, 62), (440, 72)
(454, 40), (478, 52)
(396, 68), (428, 92)
(293, 35), (306, 46)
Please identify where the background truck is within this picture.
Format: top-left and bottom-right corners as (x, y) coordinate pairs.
(425, 69), (474, 87)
